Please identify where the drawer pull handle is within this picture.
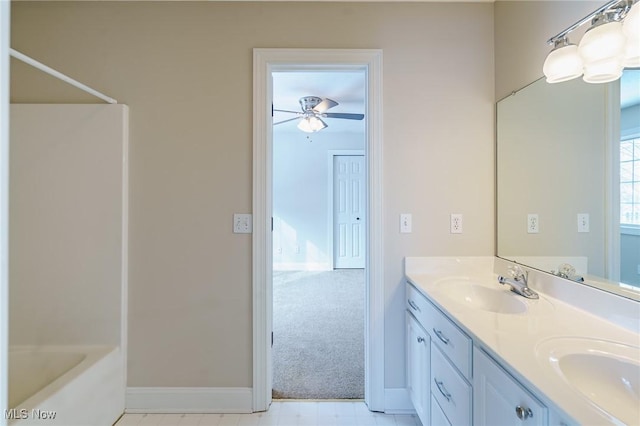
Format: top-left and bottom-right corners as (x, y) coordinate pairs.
(515, 406), (533, 420)
(434, 379), (451, 402)
(417, 336), (425, 343)
(408, 299), (421, 312)
(433, 328), (450, 345)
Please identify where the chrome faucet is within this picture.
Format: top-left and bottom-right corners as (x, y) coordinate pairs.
(498, 265), (539, 299)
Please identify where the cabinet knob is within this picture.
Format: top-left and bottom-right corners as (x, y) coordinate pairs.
(417, 336), (425, 343)
(515, 406), (533, 420)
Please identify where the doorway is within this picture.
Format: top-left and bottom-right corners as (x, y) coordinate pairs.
(271, 69), (366, 398)
(252, 48), (384, 412)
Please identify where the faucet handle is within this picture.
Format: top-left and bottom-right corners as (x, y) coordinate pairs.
(508, 264), (527, 281)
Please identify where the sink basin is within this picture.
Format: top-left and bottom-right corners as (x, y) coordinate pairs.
(536, 337), (640, 425)
(433, 277), (528, 314)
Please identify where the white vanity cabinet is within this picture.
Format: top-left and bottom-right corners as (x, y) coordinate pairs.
(406, 281), (553, 426)
(473, 346), (547, 425)
(406, 282), (472, 426)
(406, 311), (430, 423)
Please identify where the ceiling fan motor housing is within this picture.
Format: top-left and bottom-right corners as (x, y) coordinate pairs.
(299, 96), (324, 111)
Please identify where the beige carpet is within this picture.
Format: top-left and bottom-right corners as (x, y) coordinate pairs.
(272, 269), (365, 399)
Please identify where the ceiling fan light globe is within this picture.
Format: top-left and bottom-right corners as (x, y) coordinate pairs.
(297, 116), (327, 133)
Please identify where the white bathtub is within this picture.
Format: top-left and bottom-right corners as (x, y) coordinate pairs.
(8, 346), (125, 426)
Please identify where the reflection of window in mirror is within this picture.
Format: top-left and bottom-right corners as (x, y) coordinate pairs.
(619, 69), (640, 287)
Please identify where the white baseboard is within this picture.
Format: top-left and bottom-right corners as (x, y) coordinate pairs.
(384, 388), (415, 414)
(125, 387), (253, 413)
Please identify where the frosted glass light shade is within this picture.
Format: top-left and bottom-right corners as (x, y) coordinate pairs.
(543, 43), (583, 83)
(583, 57), (625, 83)
(623, 1), (640, 38)
(624, 36), (640, 67)
(579, 20), (626, 84)
(623, 2), (640, 67)
(297, 116), (327, 133)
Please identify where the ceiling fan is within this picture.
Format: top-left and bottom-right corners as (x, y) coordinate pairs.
(273, 96), (365, 133)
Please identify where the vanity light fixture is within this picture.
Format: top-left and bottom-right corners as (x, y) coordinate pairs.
(623, 0), (640, 66)
(544, 0), (639, 84)
(542, 37), (584, 83)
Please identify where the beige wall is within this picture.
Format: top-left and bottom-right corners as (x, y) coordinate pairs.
(10, 1), (495, 391)
(494, 1), (602, 99)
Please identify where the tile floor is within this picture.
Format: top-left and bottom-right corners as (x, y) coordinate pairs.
(114, 401), (422, 426)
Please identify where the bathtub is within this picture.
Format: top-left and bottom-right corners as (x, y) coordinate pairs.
(8, 346), (124, 426)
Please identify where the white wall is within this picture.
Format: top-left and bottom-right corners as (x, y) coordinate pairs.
(9, 105), (128, 347)
(273, 130), (364, 270)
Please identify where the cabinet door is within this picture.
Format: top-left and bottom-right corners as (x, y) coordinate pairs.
(474, 347), (547, 426)
(431, 394), (452, 426)
(407, 312), (430, 424)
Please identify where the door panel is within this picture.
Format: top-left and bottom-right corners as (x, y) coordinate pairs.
(334, 155), (365, 269)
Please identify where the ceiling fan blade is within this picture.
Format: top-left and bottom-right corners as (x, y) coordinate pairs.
(273, 116), (301, 125)
(313, 98), (339, 113)
(322, 112), (365, 120)
(273, 109), (302, 115)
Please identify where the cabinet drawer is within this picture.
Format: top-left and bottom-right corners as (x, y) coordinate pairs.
(431, 394), (452, 426)
(424, 298), (472, 380)
(431, 345), (472, 426)
(406, 282), (430, 327)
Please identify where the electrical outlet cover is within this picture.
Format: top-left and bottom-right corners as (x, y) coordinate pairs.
(233, 213), (252, 233)
(450, 214), (463, 234)
(527, 214), (539, 234)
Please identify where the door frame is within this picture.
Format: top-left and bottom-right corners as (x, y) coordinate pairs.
(252, 48), (384, 412)
(328, 151), (366, 270)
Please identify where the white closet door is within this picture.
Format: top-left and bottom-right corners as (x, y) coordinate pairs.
(334, 155), (365, 269)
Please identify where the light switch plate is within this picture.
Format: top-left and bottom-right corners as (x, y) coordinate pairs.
(577, 213), (589, 233)
(400, 213), (412, 233)
(233, 213), (252, 234)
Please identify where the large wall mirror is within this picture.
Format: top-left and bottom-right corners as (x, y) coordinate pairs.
(497, 69), (640, 301)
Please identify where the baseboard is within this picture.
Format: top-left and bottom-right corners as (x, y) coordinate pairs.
(383, 388), (415, 414)
(125, 387), (253, 413)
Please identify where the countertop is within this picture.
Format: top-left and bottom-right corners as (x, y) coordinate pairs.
(404, 256), (640, 426)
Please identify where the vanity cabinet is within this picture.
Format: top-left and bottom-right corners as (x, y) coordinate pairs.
(406, 283), (472, 426)
(473, 346), (546, 425)
(406, 312), (430, 423)
(406, 281), (553, 426)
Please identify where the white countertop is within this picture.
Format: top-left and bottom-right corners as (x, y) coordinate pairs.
(404, 256), (640, 426)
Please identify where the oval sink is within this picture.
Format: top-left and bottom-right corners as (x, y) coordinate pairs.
(536, 337), (640, 425)
(433, 278), (528, 314)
